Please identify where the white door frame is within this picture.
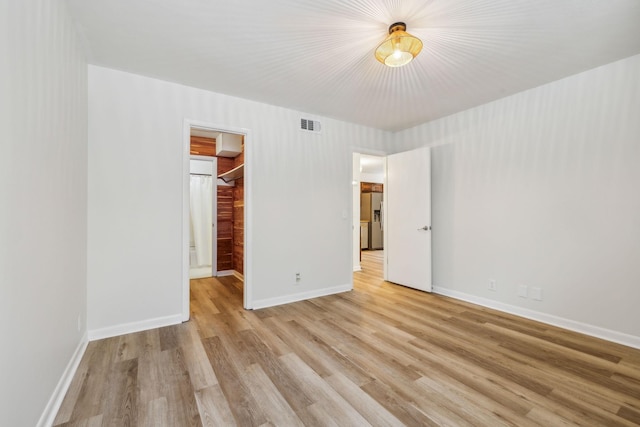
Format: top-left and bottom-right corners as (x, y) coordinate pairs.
(182, 119), (253, 321)
(352, 153), (362, 272)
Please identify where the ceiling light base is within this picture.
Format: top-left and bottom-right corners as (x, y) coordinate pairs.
(388, 22), (407, 34)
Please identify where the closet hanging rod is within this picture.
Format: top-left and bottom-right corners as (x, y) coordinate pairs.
(190, 173), (212, 176)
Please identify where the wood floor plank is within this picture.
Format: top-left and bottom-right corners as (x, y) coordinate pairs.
(136, 342), (166, 406)
(237, 329), (315, 412)
(278, 352), (372, 426)
(167, 320), (220, 392)
(101, 358), (138, 427)
(54, 413), (104, 427)
(413, 326), (555, 397)
(523, 407), (580, 427)
(60, 338), (119, 423)
(412, 375), (505, 427)
(404, 346), (536, 417)
(194, 385), (237, 427)
(360, 379), (440, 426)
(262, 316), (337, 379)
(243, 310), (292, 358)
(619, 406), (640, 425)
(413, 366), (537, 427)
(158, 347), (202, 426)
(546, 389), (637, 427)
(140, 397), (168, 427)
(53, 356), (90, 424)
(158, 325), (181, 352)
(300, 402), (342, 427)
(202, 335), (267, 426)
(54, 251), (640, 426)
(325, 372), (404, 427)
(240, 363), (305, 426)
(284, 318), (375, 386)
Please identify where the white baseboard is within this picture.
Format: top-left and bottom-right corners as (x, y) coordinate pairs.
(189, 266), (214, 279)
(37, 332), (89, 427)
(216, 270), (243, 280)
(88, 314), (182, 341)
(433, 286), (640, 350)
(252, 284), (352, 310)
(353, 265), (362, 272)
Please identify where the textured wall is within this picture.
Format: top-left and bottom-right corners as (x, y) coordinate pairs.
(87, 54), (640, 341)
(393, 54), (640, 339)
(87, 66), (389, 331)
(0, 1), (88, 425)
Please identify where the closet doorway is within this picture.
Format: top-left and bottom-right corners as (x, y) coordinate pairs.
(182, 120), (251, 320)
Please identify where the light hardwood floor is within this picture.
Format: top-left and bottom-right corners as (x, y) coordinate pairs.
(54, 250), (640, 426)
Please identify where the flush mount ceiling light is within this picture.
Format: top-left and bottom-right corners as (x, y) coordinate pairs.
(375, 22), (423, 67)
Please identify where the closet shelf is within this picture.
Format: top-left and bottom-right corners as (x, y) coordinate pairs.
(218, 164), (244, 183)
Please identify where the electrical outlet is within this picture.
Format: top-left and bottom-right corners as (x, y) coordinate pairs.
(530, 287), (543, 301)
(295, 273), (301, 285)
(517, 284), (528, 298)
(488, 280), (497, 291)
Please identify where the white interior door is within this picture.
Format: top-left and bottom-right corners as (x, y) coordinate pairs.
(385, 147), (431, 292)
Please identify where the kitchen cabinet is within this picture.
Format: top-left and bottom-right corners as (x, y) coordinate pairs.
(361, 182), (383, 193)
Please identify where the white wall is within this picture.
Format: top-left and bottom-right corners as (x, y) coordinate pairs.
(0, 1), (88, 426)
(87, 66), (389, 332)
(360, 172), (384, 184)
(393, 54), (640, 342)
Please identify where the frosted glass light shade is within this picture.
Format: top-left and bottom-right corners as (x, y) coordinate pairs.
(375, 22), (423, 67)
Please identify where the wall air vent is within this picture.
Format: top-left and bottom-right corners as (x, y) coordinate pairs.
(300, 118), (321, 134)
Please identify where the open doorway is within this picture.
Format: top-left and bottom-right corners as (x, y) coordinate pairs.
(352, 152), (386, 280)
(182, 120), (252, 321)
(353, 147), (432, 293)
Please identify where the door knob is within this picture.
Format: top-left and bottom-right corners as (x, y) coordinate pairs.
(417, 226), (431, 231)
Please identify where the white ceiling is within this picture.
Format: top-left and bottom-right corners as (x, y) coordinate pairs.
(65, 0), (640, 131)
